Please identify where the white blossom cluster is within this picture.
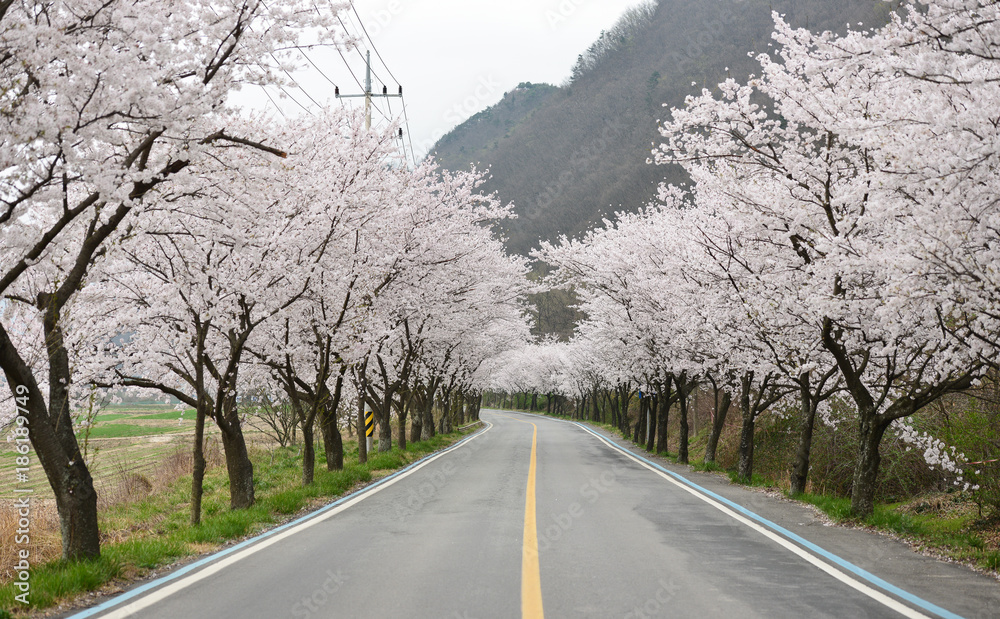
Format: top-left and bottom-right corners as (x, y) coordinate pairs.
(891, 419), (976, 490)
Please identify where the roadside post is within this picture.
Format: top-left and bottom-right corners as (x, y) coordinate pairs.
(365, 404), (374, 453)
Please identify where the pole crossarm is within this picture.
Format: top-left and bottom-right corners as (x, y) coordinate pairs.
(335, 50), (402, 130)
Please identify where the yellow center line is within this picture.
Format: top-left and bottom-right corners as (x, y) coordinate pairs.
(521, 420), (543, 619)
(493, 412), (544, 618)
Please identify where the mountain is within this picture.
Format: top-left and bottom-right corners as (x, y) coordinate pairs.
(430, 0), (898, 258)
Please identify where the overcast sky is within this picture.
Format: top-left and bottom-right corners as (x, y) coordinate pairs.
(239, 0), (645, 161)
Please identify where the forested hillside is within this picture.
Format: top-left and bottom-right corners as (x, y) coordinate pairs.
(431, 0), (898, 256)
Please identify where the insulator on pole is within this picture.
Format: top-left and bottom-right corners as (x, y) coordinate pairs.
(399, 128), (404, 138)
(398, 86), (403, 95)
(335, 86), (340, 97)
(382, 85), (387, 95)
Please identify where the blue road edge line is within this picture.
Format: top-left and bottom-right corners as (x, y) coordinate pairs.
(564, 419), (963, 619)
(68, 424), (491, 619)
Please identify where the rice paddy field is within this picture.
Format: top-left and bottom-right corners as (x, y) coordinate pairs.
(0, 404), (205, 501)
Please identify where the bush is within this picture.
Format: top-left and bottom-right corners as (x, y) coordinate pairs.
(715, 399), (948, 502)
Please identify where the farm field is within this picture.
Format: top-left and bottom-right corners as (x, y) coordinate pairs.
(0, 404), (208, 500)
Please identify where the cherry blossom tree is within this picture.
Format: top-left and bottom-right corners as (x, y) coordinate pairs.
(537, 203), (728, 462)
(0, 0), (347, 558)
(412, 242), (534, 434)
(243, 111), (411, 482)
(653, 7), (989, 515)
(801, 1), (1000, 367)
(349, 162), (524, 451)
(77, 108), (405, 521)
(78, 128), (302, 521)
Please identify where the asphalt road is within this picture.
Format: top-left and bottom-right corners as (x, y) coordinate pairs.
(71, 410), (1000, 619)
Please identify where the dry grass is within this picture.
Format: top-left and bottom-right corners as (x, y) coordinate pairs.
(0, 499), (61, 584)
(95, 440), (223, 511)
(0, 439), (226, 585)
(900, 492), (978, 518)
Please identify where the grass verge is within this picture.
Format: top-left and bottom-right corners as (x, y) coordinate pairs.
(0, 429), (473, 615)
(796, 492), (1000, 573)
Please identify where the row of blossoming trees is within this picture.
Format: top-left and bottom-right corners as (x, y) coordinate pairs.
(488, 0), (1000, 519)
(0, 0), (531, 561)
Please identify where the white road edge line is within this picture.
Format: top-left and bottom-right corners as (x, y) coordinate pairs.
(524, 411), (945, 619)
(78, 423), (494, 619)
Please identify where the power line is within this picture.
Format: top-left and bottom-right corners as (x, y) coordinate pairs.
(275, 83), (315, 115)
(400, 96), (418, 168)
(335, 46), (366, 92)
(240, 14), (321, 116)
(299, 48), (339, 89)
(271, 53), (322, 111)
(339, 13), (391, 90)
(351, 2), (401, 86)
(258, 85), (287, 119)
(335, 7), (417, 168)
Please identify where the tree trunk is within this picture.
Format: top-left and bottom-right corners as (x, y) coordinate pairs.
(678, 384), (690, 465)
(397, 396), (408, 451)
(378, 397), (392, 453)
(219, 424), (255, 509)
(37, 312), (101, 559)
(52, 459), (100, 561)
(656, 380), (671, 455)
(356, 393), (367, 465)
(790, 373), (816, 496)
(472, 394), (482, 420)
(410, 400), (422, 444)
(320, 369), (346, 471)
(323, 421), (344, 471)
(851, 413), (888, 518)
(704, 390), (731, 465)
(737, 412), (755, 482)
(319, 409), (343, 472)
(301, 422), (315, 486)
(421, 395), (435, 440)
(645, 396), (657, 452)
(736, 373), (755, 482)
(617, 384), (631, 435)
(634, 396), (644, 444)
(191, 403), (208, 524)
(440, 393), (453, 434)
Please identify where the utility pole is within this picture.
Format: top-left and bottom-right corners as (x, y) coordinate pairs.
(336, 51), (402, 131)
